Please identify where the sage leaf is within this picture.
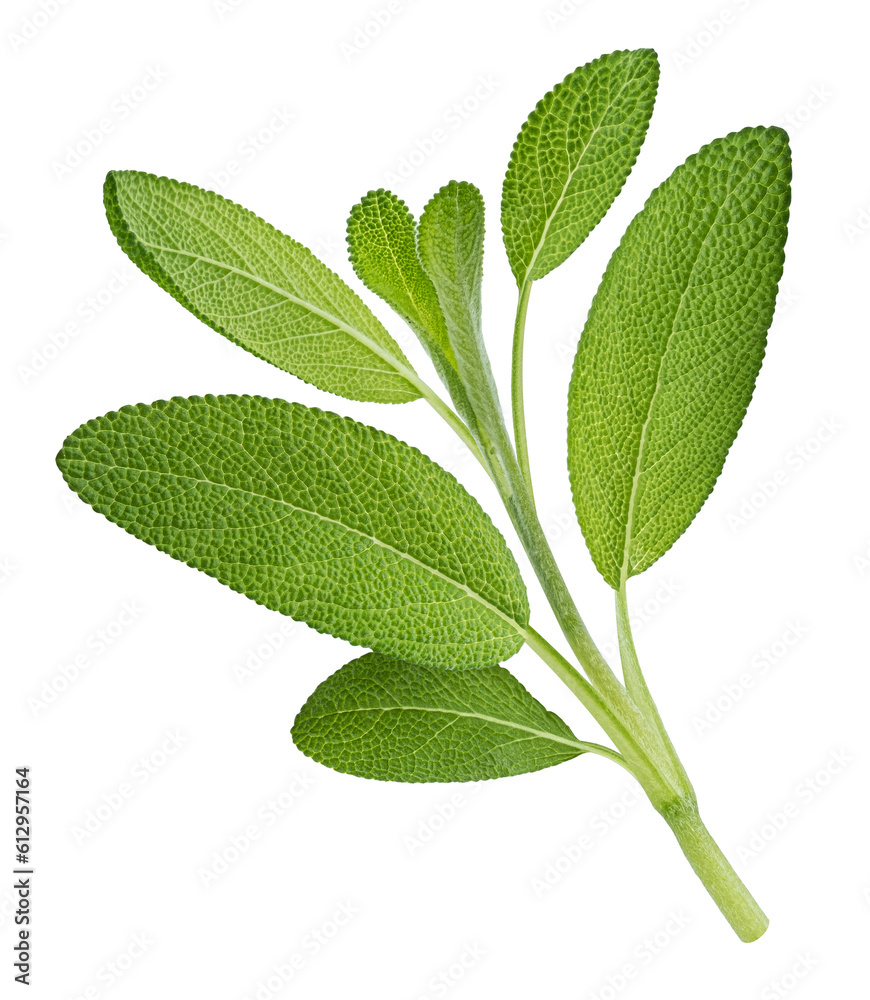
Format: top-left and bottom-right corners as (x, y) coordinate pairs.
(57, 395), (529, 666)
(568, 126), (791, 589)
(501, 48), (659, 286)
(418, 181), (504, 448)
(292, 652), (587, 781)
(104, 170), (420, 404)
(346, 189), (478, 429)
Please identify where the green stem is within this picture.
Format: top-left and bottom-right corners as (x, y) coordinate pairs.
(657, 797), (769, 943)
(615, 584), (693, 798)
(523, 626), (677, 803)
(511, 279), (534, 500)
(529, 623), (768, 942)
(418, 383), (490, 476)
(567, 742), (637, 773)
(423, 307), (768, 942)
(455, 340), (690, 796)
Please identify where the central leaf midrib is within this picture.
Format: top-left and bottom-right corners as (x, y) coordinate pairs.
(523, 63), (639, 284)
(617, 148), (764, 587)
(99, 460), (526, 638)
(307, 703), (584, 751)
(138, 238), (423, 392)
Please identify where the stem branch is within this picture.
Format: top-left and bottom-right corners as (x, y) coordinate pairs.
(421, 296), (769, 942)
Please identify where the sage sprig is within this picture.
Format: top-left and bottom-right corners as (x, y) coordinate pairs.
(58, 48), (791, 944)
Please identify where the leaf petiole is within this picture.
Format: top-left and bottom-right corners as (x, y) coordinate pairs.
(416, 380), (490, 476)
(615, 584), (693, 798)
(510, 279), (534, 500)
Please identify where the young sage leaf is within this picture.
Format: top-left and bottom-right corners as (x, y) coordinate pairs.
(57, 395), (529, 666)
(501, 48), (659, 287)
(568, 126), (791, 590)
(346, 189), (478, 430)
(104, 171), (421, 404)
(292, 652), (587, 781)
(418, 181), (504, 450)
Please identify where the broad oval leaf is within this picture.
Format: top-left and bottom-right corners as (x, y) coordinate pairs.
(57, 395), (529, 667)
(501, 48), (659, 286)
(568, 126), (791, 589)
(292, 652), (587, 781)
(104, 170), (420, 404)
(346, 189), (477, 429)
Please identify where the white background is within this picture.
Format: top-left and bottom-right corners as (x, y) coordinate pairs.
(2, 0), (868, 997)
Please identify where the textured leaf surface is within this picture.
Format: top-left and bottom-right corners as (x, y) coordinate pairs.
(292, 652), (586, 781)
(57, 395), (529, 666)
(347, 189), (455, 369)
(104, 171), (420, 404)
(568, 127), (791, 589)
(418, 182), (503, 445)
(501, 48), (659, 286)
(346, 189), (476, 427)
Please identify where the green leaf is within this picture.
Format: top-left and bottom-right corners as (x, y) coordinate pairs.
(104, 170), (420, 404)
(57, 395), (529, 667)
(346, 189), (477, 429)
(501, 48), (659, 286)
(568, 126), (791, 590)
(347, 189), (455, 371)
(292, 652), (587, 781)
(418, 181), (504, 449)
